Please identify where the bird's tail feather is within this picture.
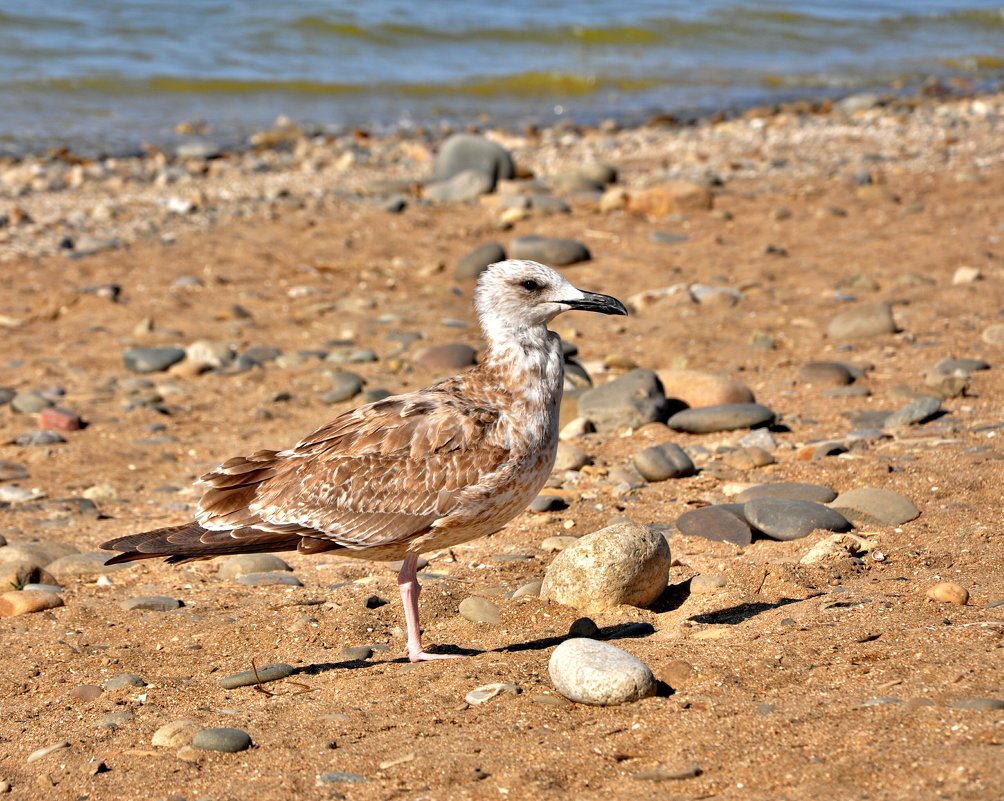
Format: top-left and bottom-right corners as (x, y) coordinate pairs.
(101, 523), (303, 565)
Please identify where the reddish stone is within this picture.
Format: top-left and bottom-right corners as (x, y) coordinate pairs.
(39, 407), (83, 431)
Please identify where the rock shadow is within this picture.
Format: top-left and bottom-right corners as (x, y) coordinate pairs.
(688, 597), (801, 625)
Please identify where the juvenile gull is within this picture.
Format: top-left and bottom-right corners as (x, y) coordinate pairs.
(102, 260), (627, 661)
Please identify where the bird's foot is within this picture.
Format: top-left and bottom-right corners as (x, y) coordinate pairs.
(408, 650), (466, 663)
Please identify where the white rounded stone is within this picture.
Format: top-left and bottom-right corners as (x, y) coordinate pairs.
(548, 638), (656, 706)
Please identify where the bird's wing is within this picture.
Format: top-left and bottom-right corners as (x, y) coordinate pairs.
(194, 391), (508, 550)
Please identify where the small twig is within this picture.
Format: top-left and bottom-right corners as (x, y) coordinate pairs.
(251, 659), (274, 697)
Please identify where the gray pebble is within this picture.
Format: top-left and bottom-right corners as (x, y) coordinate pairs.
(799, 361), (855, 385)
(509, 235), (591, 266)
(340, 645), (373, 661)
(242, 345), (282, 364)
(826, 302), (897, 339)
(123, 347), (186, 373)
(465, 682), (521, 705)
(735, 481), (837, 504)
(567, 617), (601, 638)
(192, 727), (253, 752)
(459, 596), (499, 624)
(95, 710), (136, 729)
(948, 698), (1004, 711)
(11, 392), (53, 414)
(0, 460), (29, 481)
(883, 395), (942, 428)
(220, 662), (295, 689)
(578, 369), (670, 432)
(47, 551), (127, 577)
(667, 403), (775, 434)
(120, 595), (182, 612)
(554, 443), (591, 471)
(650, 231), (689, 244)
(317, 772), (368, 784)
(103, 674), (146, 691)
(456, 242), (506, 280)
(424, 169), (494, 202)
(217, 554), (291, 580)
(548, 638), (656, 706)
(529, 495), (568, 513)
(237, 571), (302, 587)
(744, 498), (851, 541)
(829, 487), (920, 526)
(14, 430), (65, 446)
(433, 133), (514, 188)
(676, 505), (752, 546)
(633, 443), (695, 482)
(322, 371), (364, 404)
(933, 357), (990, 376)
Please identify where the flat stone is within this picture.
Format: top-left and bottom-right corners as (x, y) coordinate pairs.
(70, 684), (103, 701)
(933, 358), (990, 377)
(578, 369), (670, 432)
(676, 505), (752, 546)
(192, 727), (252, 753)
(509, 235), (591, 266)
(667, 403), (775, 434)
(424, 169), (494, 203)
(237, 571), (302, 587)
(465, 682), (521, 705)
(340, 645), (373, 661)
(96, 711), (136, 729)
(633, 763), (703, 781)
(510, 580), (543, 599)
(554, 443), (591, 471)
(744, 498), (851, 541)
(456, 242), (506, 280)
(541, 521), (670, 613)
(799, 361), (855, 385)
(26, 741), (71, 763)
(949, 698), (1004, 711)
(0, 460), (29, 481)
(120, 595), (182, 612)
(0, 589), (64, 617)
(14, 430), (65, 446)
(627, 182), (714, 217)
(322, 371), (364, 404)
(123, 347), (186, 373)
(530, 495), (568, 512)
(152, 720), (204, 748)
(690, 574), (727, 594)
(0, 542), (79, 566)
(829, 487), (920, 526)
(981, 324), (1004, 345)
(458, 596), (499, 624)
(884, 395), (942, 428)
(657, 369), (754, 408)
(415, 343), (477, 371)
(633, 443), (695, 482)
(220, 662), (295, 689)
(47, 552), (127, 578)
(826, 303), (897, 339)
(103, 674), (146, 691)
(217, 554), (292, 580)
(432, 133), (514, 187)
(735, 482), (837, 504)
(548, 638), (656, 706)
(318, 772), (368, 784)
(11, 392), (53, 414)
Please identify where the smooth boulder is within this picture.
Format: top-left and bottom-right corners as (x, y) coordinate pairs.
(549, 638), (656, 705)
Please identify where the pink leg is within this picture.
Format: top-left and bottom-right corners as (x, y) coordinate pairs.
(397, 552), (464, 662)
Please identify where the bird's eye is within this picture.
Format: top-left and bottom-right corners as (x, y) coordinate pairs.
(522, 279), (541, 291)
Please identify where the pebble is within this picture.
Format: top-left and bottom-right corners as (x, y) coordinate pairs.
(322, 371), (365, 403)
(416, 343), (477, 370)
(46, 552), (124, 578)
(123, 347), (186, 373)
(70, 685), (103, 701)
(541, 521), (670, 613)
(626, 181), (714, 216)
(829, 487), (920, 525)
(340, 645), (373, 661)
(217, 553), (291, 580)
(675, 505), (752, 546)
(690, 574), (727, 594)
(237, 571), (303, 587)
(0, 561), (55, 592)
(799, 361), (855, 385)
(568, 617), (601, 638)
(744, 498), (850, 541)
(465, 682), (521, 705)
(932, 357), (990, 377)
(458, 596), (499, 624)
(0, 589), (64, 617)
(663, 659), (694, 689)
(735, 482), (837, 505)
(548, 638), (656, 706)
(456, 242), (506, 280)
(948, 698), (1004, 711)
(883, 395), (942, 428)
(529, 495), (568, 512)
(509, 235), (591, 266)
(800, 533), (877, 564)
(667, 403), (775, 433)
(952, 266), (981, 284)
(38, 408), (83, 434)
(152, 720), (204, 748)
(192, 727), (253, 753)
(0, 461), (29, 481)
(96, 711), (135, 729)
(633, 763), (703, 781)
(26, 741), (71, 764)
(10, 392), (53, 414)
(120, 594), (183, 611)
(185, 339), (235, 370)
(657, 369), (754, 408)
(14, 430), (65, 446)
(632, 443), (696, 481)
(220, 662), (295, 689)
(432, 133), (514, 188)
(982, 324), (1004, 345)
(926, 582), (969, 605)
(317, 772), (368, 785)
(510, 580), (543, 599)
(578, 369), (670, 432)
(826, 303), (897, 339)
(554, 443), (591, 471)
(424, 169), (494, 202)
(103, 674), (146, 691)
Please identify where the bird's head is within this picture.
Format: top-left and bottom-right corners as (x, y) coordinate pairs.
(474, 260), (627, 340)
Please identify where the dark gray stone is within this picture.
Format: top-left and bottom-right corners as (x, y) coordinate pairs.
(220, 662), (295, 689)
(14, 430), (65, 446)
(530, 495), (568, 512)
(103, 674), (146, 691)
(667, 403), (775, 434)
(743, 498), (851, 541)
(933, 358), (990, 376)
(237, 571), (303, 587)
(242, 345), (282, 364)
(433, 133), (515, 188)
(424, 169), (494, 203)
(826, 303), (897, 339)
(318, 772), (368, 784)
(322, 371), (364, 404)
(192, 727), (253, 752)
(734, 482), (837, 504)
(578, 369), (669, 432)
(884, 395), (942, 428)
(633, 443), (696, 482)
(340, 645), (373, 661)
(799, 361), (855, 385)
(123, 347), (186, 373)
(456, 242), (506, 280)
(509, 235), (591, 266)
(676, 505), (752, 546)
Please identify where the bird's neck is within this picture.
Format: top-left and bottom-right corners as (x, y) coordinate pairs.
(481, 324), (564, 412)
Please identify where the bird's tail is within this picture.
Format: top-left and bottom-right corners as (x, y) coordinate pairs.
(101, 523), (302, 565)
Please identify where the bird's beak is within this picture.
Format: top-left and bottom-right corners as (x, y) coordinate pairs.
(563, 291), (628, 316)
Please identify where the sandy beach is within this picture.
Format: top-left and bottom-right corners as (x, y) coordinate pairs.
(1, 90), (1003, 800)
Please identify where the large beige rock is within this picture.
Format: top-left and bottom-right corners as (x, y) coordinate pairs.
(0, 560), (57, 591)
(0, 589), (64, 617)
(657, 369), (755, 408)
(541, 521), (670, 613)
(627, 182), (713, 217)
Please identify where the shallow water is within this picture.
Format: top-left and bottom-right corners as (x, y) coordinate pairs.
(1, 1), (1001, 153)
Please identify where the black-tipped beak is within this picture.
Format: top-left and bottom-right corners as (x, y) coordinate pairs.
(564, 291), (629, 316)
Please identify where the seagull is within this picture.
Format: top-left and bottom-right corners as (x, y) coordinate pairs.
(102, 259), (627, 661)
